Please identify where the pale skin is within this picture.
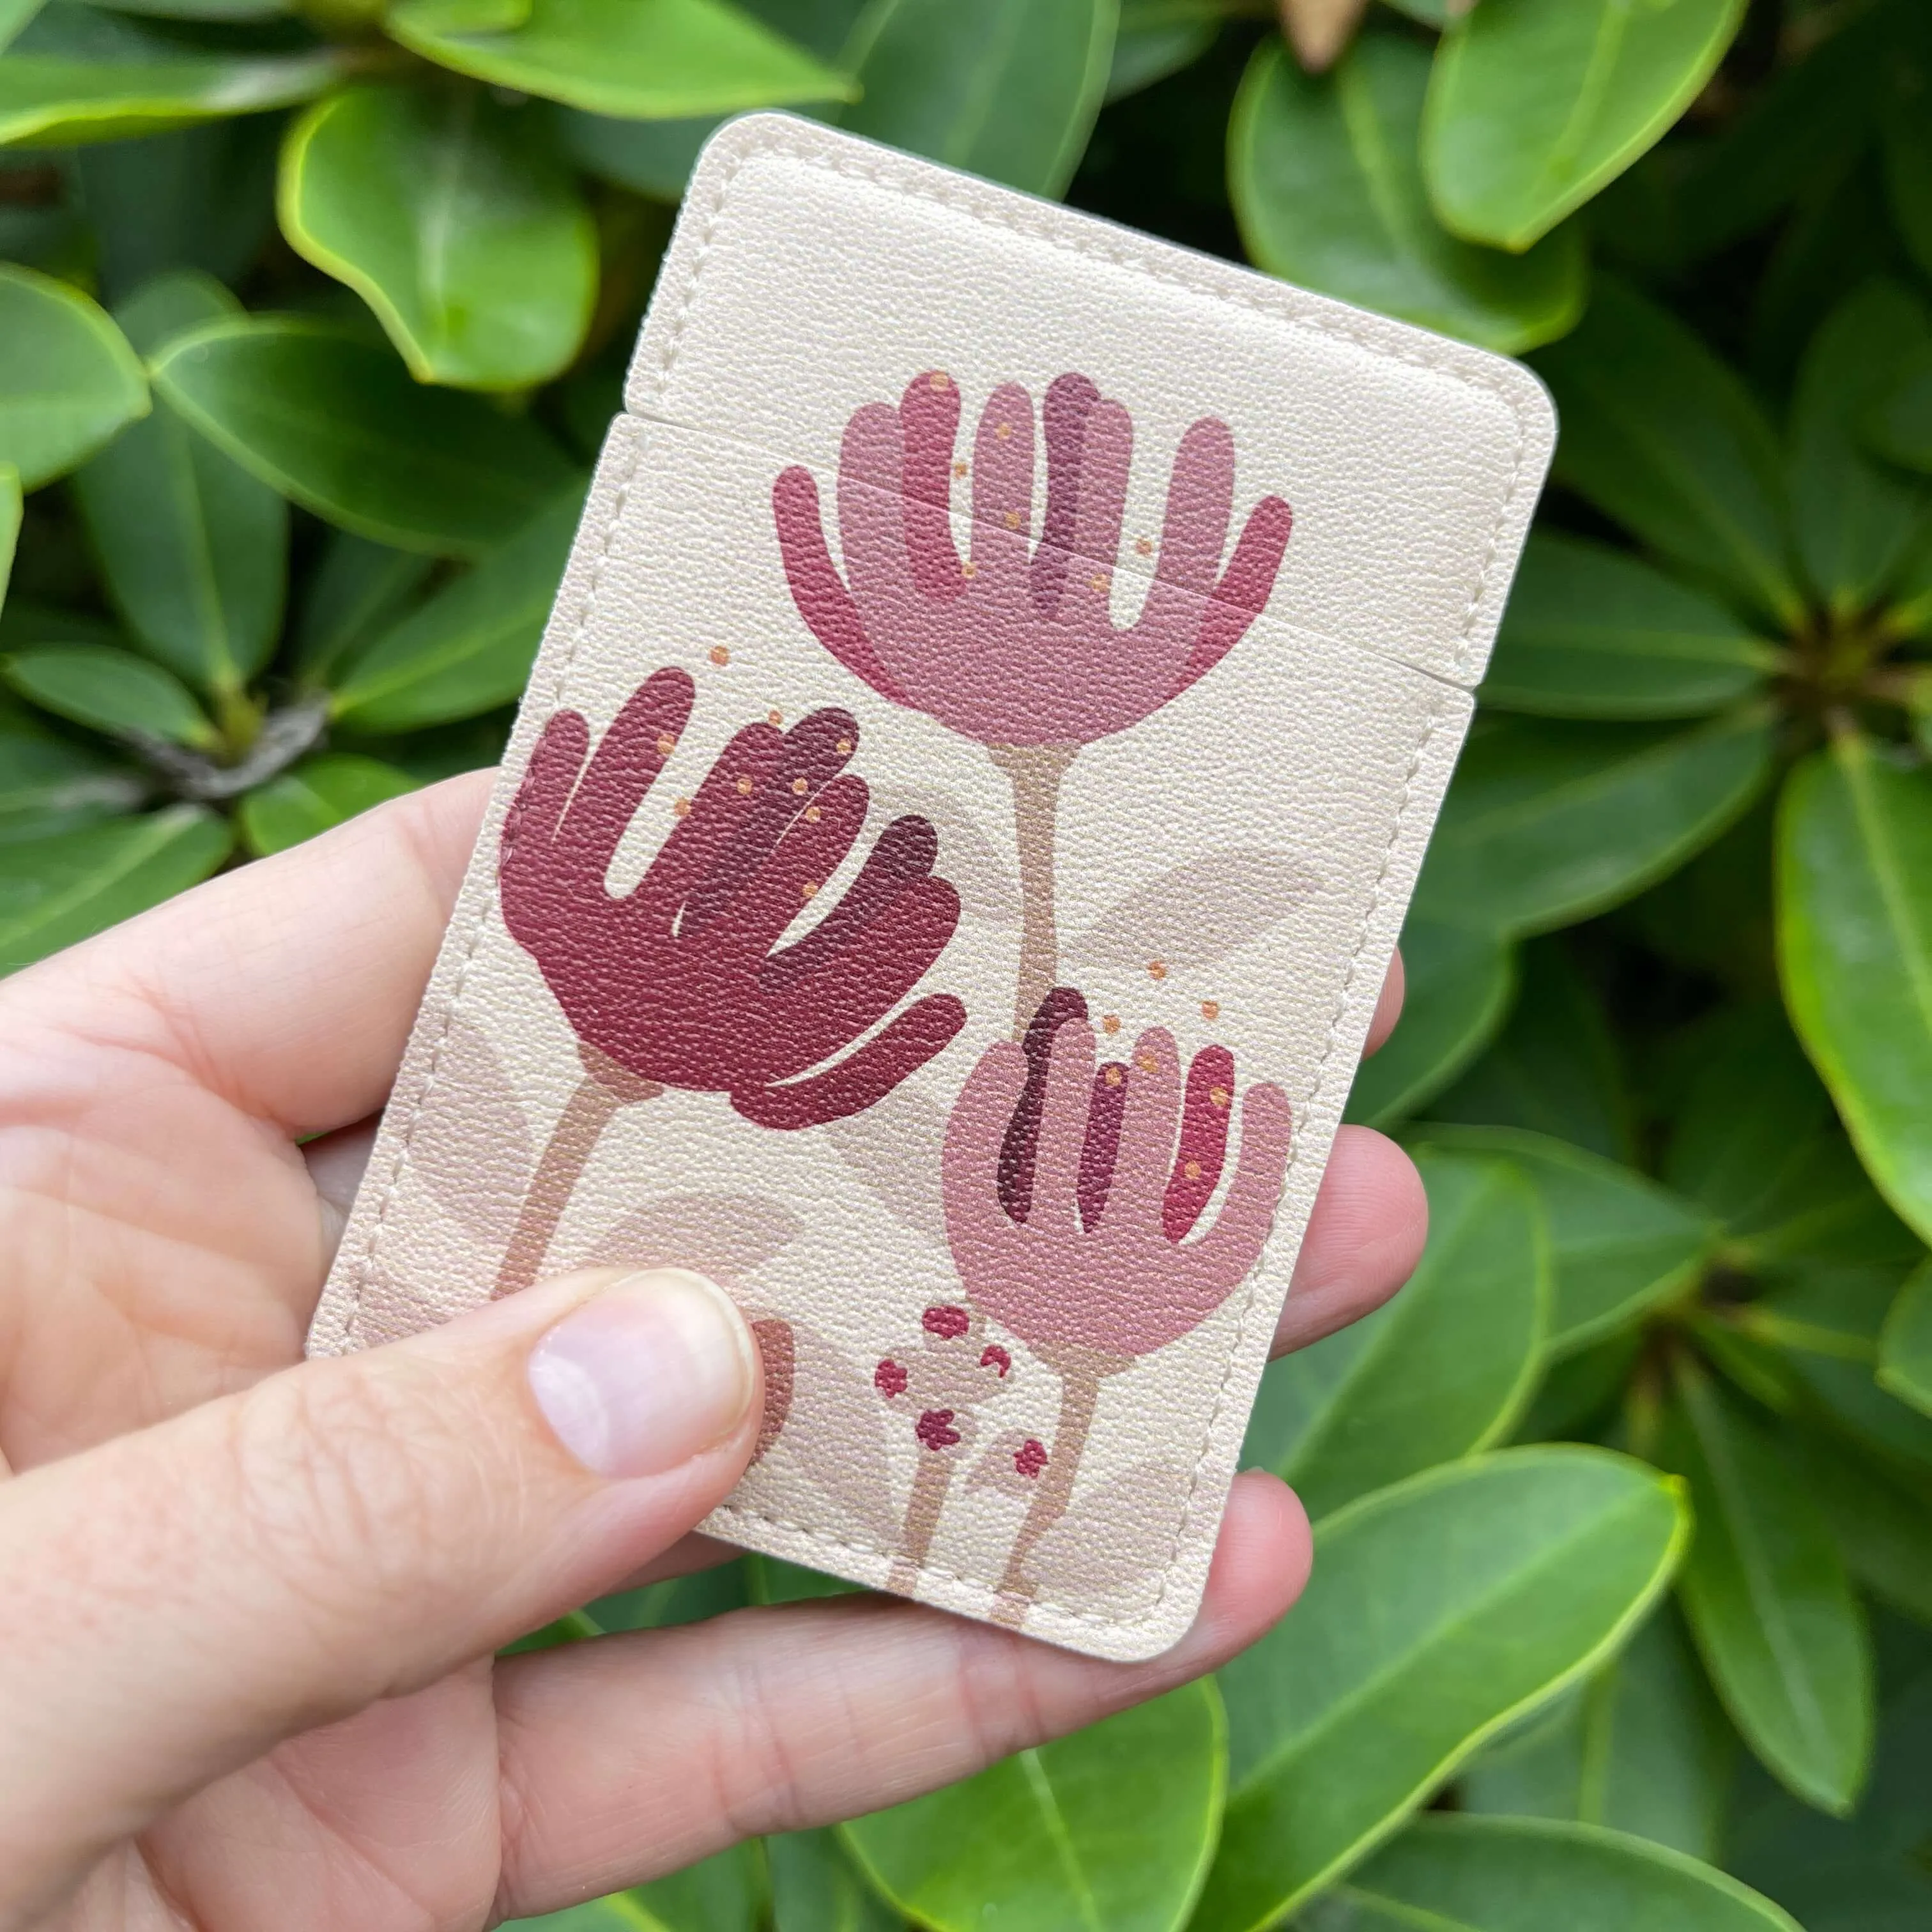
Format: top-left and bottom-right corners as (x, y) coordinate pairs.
(0, 770), (1428, 1932)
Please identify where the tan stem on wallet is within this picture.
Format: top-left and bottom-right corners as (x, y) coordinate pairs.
(493, 1045), (663, 1299)
(987, 740), (1078, 1041)
(887, 1452), (956, 1597)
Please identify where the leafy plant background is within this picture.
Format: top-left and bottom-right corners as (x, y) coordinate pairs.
(4, 0), (1932, 1925)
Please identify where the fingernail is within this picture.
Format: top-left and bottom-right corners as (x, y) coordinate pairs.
(528, 1269), (755, 1478)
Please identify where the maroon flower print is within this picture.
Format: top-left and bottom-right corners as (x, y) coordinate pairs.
(774, 372), (1292, 1033)
(942, 986), (1292, 1609)
(491, 666), (966, 1296)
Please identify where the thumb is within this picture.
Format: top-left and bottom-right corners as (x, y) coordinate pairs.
(0, 1267), (760, 1911)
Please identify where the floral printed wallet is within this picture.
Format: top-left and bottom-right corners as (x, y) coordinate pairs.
(307, 113), (1556, 1661)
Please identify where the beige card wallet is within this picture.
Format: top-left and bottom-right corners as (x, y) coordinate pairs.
(307, 111), (1556, 1662)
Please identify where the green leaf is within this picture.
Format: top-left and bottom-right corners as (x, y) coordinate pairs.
(1342, 916), (1514, 1129)
(1458, 1610), (1734, 1862)
(328, 486), (579, 730)
(279, 84), (597, 391)
(150, 316), (576, 556)
(1228, 35), (1584, 356)
(294, 530), (433, 680)
(1660, 1358), (1873, 1815)
(3, 642), (215, 746)
(0, 802), (229, 969)
(555, 105), (717, 201)
(1788, 1424), (1932, 1628)
(1867, 359), (1932, 475)
(1790, 280), (1932, 620)
(843, 1680), (1223, 1932)
(768, 1829), (897, 1932)
(501, 1845), (762, 1929)
(1879, 1259), (1932, 1417)
(1514, 1326), (1643, 1444)
(1422, 0), (1748, 253)
(1195, 1446), (1685, 1932)
(1427, 936), (1635, 1162)
(1406, 1126), (1713, 1358)
(1887, 114), (1932, 291)
(1662, 1002), (1922, 1270)
(1106, 4), (1212, 103)
(0, 36), (345, 146)
(1480, 532), (1779, 721)
(0, 263), (146, 489)
(746, 1552), (862, 1603)
(1242, 1149), (1546, 1519)
(236, 753), (417, 857)
(384, 0), (852, 119)
(0, 464), (17, 613)
(1315, 1813), (1797, 1932)
(839, 0), (1115, 200)
(1535, 279), (1804, 626)
(1411, 709), (1775, 939)
(1779, 736), (1932, 1249)
(72, 270), (287, 695)
(0, 724), (144, 841)
(0, 0), (47, 52)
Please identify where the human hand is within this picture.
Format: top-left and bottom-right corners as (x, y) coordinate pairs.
(0, 772), (1426, 1930)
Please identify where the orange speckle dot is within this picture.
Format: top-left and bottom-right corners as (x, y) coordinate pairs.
(1209, 1085), (1230, 1110)
(995, 422), (1012, 441)
(930, 371), (950, 389)
(768, 709), (783, 726)
(1136, 1052), (1158, 1075)
(1200, 999), (1220, 1021)
(792, 776), (809, 795)
(801, 880), (819, 900)
(836, 737), (853, 755)
(962, 561), (979, 579)
(1184, 1160), (1202, 1181)
(1003, 509), (1020, 530)
(710, 645), (731, 666)
(1135, 537), (1154, 556)
(804, 804), (822, 824)
(953, 459), (969, 477)
(1101, 1014), (1122, 1035)
(673, 796), (691, 817)
(735, 775), (754, 796)
(1088, 572), (1108, 592)
(1103, 1066), (1123, 1087)
(656, 733), (677, 755)
(1147, 960), (1167, 981)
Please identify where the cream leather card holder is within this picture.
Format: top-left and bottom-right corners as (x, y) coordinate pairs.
(307, 112), (1554, 1661)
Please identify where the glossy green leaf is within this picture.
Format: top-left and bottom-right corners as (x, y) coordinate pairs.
(1779, 736), (1932, 1248)
(1458, 1609), (1732, 1860)
(839, 0), (1114, 199)
(502, 1844), (762, 1930)
(1514, 1327), (1643, 1445)
(1107, 2), (1212, 103)
(1867, 360), (1932, 473)
(0, 36), (344, 146)
(555, 105), (717, 201)
(294, 530), (433, 680)
(1886, 93), (1932, 281)
(72, 270), (286, 694)
(1229, 35), (1584, 356)
(1243, 1149), (1545, 1519)
(1342, 916), (1514, 1129)
(1411, 709), (1775, 939)
(150, 317), (576, 556)
(329, 486), (579, 730)
(1536, 280), (1804, 625)
(1789, 1424), (1932, 1627)
(1197, 1446), (1686, 1932)
(0, 802), (229, 969)
(1407, 1126), (1713, 1358)
(1313, 1814), (1797, 1932)
(0, 0), (46, 52)
(0, 464), (16, 613)
(0, 263), (146, 489)
(1879, 1259), (1932, 1417)
(1663, 1002), (1922, 1270)
(236, 753), (417, 857)
(768, 1829), (897, 1932)
(843, 1680), (1223, 1932)
(1423, 0), (1747, 252)
(1480, 532), (1779, 721)
(3, 643), (214, 746)
(1790, 280), (1932, 620)
(280, 84), (596, 390)
(746, 1552), (862, 1603)
(1660, 1359), (1873, 1815)
(0, 723), (143, 841)
(1427, 936), (1634, 1162)
(385, 0), (852, 119)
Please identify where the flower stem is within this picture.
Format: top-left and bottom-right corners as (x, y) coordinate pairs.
(987, 741), (1078, 1039)
(888, 1453), (956, 1597)
(493, 1045), (662, 1299)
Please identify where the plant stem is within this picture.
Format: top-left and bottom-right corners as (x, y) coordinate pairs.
(493, 1044), (662, 1298)
(888, 1453), (956, 1597)
(986, 740), (1078, 1039)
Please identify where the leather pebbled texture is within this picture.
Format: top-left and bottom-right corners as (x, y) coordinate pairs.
(307, 113), (1556, 1662)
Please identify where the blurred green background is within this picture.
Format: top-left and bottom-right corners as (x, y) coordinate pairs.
(5, 0), (1932, 1926)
